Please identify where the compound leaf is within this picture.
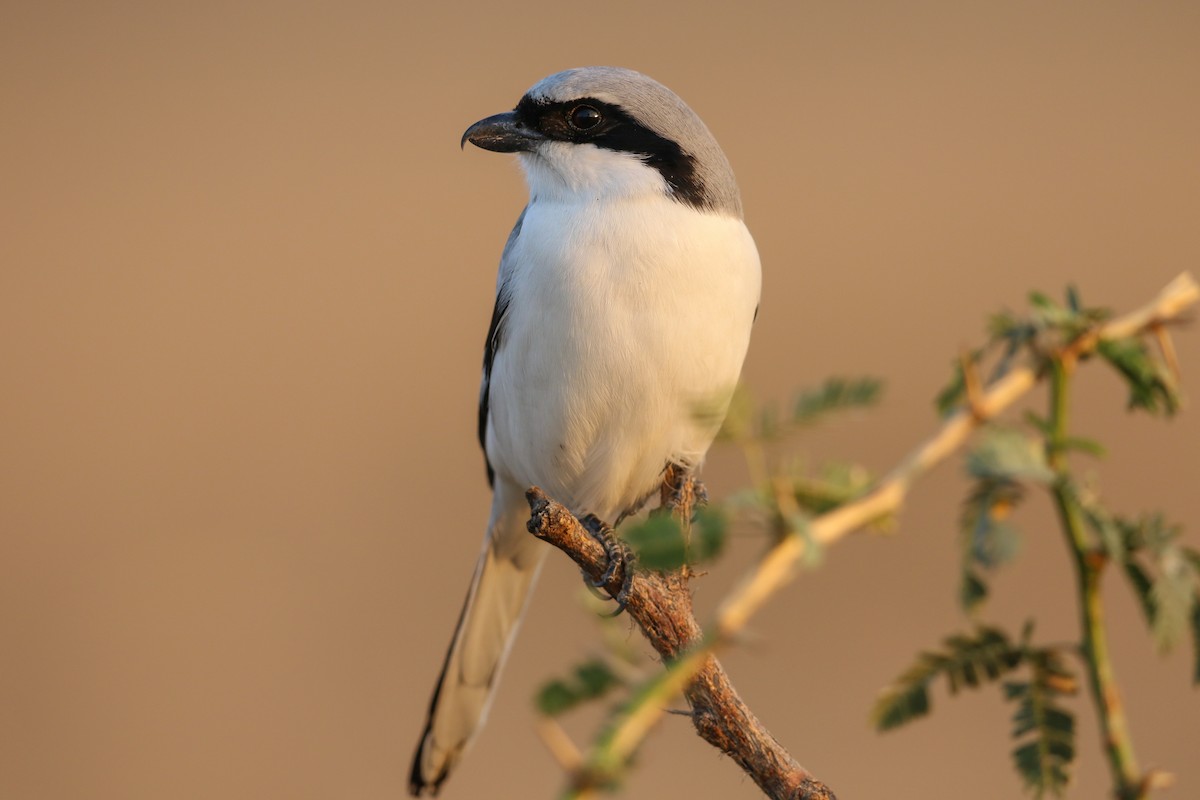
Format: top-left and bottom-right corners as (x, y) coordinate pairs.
(1006, 649), (1077, 798)
(535, 658), (621, 717)
(872, 627), (1023, 731)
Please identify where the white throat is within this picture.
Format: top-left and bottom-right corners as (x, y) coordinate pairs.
(519, 142), (669, 205)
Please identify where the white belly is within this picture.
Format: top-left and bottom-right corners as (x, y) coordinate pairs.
(485, 197), (761, 522)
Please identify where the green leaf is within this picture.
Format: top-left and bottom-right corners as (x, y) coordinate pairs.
(536, 680), (578, 716)
(1065, 285), (1082, 313)
(623, 515), (687, 571)
(1122, 559), (1157, 631)
(1136, 513), (1183, 556)
(535, 659), (622, 717)
(623, 510), (727, 571)
(1183, 547), (1200, 576)
(716, 377), (884, 443)
(988, 309), (1026, 340)
(691, 507), (727, 564)
(961, 569), (989, 615)
(987, 335), (1027, 384)
(1028, 290), (1074, 328)
(791, 377), (884, 425)
(936, 361), (968, 417)
(957, 477), (1022, 615)
(960, 479), (1024, 575)
(1028, 290), (1061, 315)
(1012, 741), (1072, 799)
(979, 520), (1022, 566)
(792, 462), (872, 515)
(1005, 649), (1077, 798)
(967, 427), (1055, 484)
(872, 627), (1024, 731)
(574, 659), (620, 699)
(1118, 525), (1195, 653)
(1074, 491), (1125, 561)
(1096, 337), (1180, 416)
(872, 681), (929, 731)
(1019, 619), (1037, 647)
(1150, 561), (1193, 653)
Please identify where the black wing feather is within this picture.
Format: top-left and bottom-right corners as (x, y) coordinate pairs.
(477, 208), (526, 486)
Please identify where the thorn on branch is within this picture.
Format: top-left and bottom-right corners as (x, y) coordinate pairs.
(1150, 322), (1182, 387)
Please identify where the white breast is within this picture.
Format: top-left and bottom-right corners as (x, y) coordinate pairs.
(484, 192), (761, 522)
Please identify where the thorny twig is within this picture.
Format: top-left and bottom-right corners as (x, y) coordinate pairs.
(526, 271), (1198, 799)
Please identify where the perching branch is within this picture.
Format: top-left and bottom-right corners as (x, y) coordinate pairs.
(525, 271), (1198, 798)
(526, 486), (835, 800)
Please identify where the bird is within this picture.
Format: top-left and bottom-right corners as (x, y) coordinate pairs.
(409, 66), (761, 796)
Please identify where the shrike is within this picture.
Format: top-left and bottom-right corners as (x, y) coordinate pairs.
(410, 67), (761, 795)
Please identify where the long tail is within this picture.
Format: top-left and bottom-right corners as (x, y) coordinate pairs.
(409, 481), (546, 796)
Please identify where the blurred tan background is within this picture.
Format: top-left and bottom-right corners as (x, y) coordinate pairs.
(2, 2), (1198, 798)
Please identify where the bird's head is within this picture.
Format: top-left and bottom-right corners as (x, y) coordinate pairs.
(462, 67), (742, 216)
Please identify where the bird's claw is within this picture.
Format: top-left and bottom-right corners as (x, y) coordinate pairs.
(657, 464), (707, 524)
(580, 514), (636, 616)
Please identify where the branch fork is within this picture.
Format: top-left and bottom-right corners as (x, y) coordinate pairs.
(525, 485), (835, 800)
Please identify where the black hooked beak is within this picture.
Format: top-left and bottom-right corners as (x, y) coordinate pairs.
(461, 111), (544, 153)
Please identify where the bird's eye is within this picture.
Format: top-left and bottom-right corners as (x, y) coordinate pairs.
(568, 105), (602, 131)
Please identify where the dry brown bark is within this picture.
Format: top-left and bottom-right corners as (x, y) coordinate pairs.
(525, 483), (836, 800)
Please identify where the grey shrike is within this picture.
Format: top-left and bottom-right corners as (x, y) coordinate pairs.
(409, 66), (761, 795)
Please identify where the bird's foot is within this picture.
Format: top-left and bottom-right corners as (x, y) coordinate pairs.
(580, 514), (636, 617)
(658, 464), (708, 523)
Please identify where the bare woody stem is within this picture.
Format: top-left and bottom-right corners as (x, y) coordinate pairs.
(525, 489), (835, 800)
(716, 274), (1199, 638)
(1046, 359), (1144, 800)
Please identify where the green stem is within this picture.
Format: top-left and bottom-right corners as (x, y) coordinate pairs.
(1046, 359), (1144, 800)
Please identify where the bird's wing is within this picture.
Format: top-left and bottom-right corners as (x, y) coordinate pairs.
(477, 206), (527, 487)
